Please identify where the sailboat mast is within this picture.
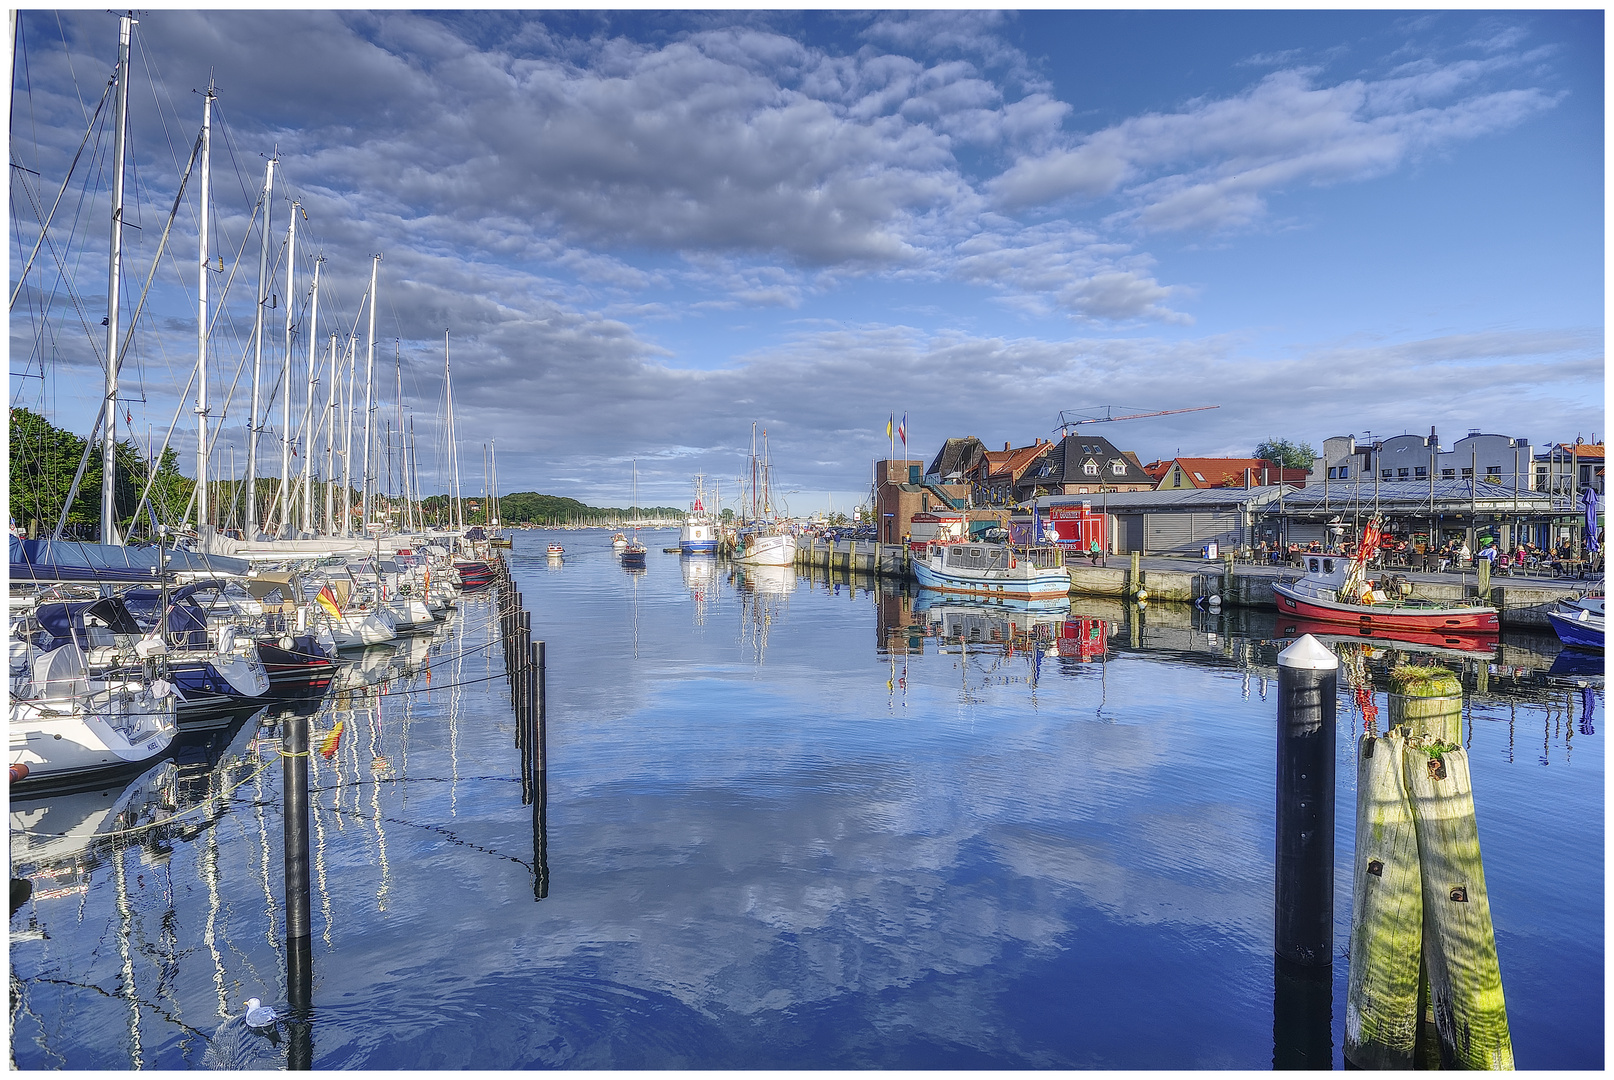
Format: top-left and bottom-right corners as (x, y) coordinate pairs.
(323, 332), (337, 534)
(360, 253), (381, 532)
(278, 201), (297, 536)
(245, 156), (276, 538)
(299, 253), (321, 533)
(408, 417), (422, 532)
(395, 340), (411, 532)
(195, 80), (213, 530)
(340, 330), (356, 536)
(490, 439), (499, 528)
(445, 330), (463, 531)
(100, 12), (132, 545)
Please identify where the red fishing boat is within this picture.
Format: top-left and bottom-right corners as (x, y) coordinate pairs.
(1271, 518), (1499, 633)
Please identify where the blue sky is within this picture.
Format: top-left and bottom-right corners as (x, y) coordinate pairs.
(8, 9), (1603, 515)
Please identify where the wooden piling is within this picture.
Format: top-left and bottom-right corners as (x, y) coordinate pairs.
(1344, 732), (1423, 1069)
(1406, 743), (1513, 1070)
(1387, 666), (1462, 744)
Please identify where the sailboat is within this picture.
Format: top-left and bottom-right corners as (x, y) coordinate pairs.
(732, 424), (797, 567)
(620, 462), (647, 569)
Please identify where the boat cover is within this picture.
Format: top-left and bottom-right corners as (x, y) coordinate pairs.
(10, 536), (249, 581)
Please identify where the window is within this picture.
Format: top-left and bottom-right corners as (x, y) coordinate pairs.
(1193, 472), (1205, 482)
(1415, 467), (1427, 479)
(1084, 459), (1099, 476)
(1111, 459), (1126, 475)
(1323, 559), (1335, 574)
(1461, 467), (1473, 478)
(1397, 468), (1410, 479)
(1381, 469), (1392, 479)
(1486, 466), (1502, 477)
(1337, 465), (1348, 478)
(1326, 467), (1335, 479)
(1442, 468), (1456, 479)
(1172, 471), (1183, 488)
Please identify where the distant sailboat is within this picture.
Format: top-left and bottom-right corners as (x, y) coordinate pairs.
(733, 424), (796, 567)
(620, 461), (647, 569)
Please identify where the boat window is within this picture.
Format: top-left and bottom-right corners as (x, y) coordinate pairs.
(1308, 558), (1320, 572)
(1323, 559), (1335, 574)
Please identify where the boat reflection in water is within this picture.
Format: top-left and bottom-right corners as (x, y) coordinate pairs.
(733, 563), (796, 662)
(681, 554), (717, 626)
(1275, 616), (1499, 661)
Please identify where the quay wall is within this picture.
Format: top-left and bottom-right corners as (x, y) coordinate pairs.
(792, 540), (1580, 630)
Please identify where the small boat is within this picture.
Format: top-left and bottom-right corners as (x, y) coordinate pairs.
(611, 533), (629, 552)
(1546, 604), (1603, 652)
(911, 541), (1071, 600)
(547, 544), (565, 559)
(733, 530), (797, 567)
(1271, 519), (1499, 632)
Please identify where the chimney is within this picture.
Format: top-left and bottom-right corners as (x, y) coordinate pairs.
(1005, 442), (1011, 451)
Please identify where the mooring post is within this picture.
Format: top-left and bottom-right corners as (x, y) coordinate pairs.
(282, 712), (313, 1069)
(1273, 634), (1337, 1070)
(533, 639), (549, 900)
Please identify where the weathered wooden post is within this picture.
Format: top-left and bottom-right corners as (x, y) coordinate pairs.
(1274, 634), (1338, 1068)
(1406, 732), (1512, 1069)
(1344, 731), (1422, 1069)
(1129, 551), (1141, 598)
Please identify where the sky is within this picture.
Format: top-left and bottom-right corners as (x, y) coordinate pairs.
(8, 9), (1604, 516)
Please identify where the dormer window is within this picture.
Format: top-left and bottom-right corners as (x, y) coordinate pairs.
(1084, 459), (1099, 476)
(1111, 459), (1126, 475)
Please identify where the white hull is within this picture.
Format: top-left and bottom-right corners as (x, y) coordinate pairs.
(331, 609), (398, 649)
(10, 686), (176, 782)
(912, 544), (1071, 600)
(734, 532), (797, 567)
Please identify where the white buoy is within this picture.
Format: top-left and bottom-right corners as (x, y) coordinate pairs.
(244, 997), (277, 1029)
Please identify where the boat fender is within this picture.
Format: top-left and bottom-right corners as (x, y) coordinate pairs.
(9, 762), (28, 783)
(1011, 558), (1017, 569)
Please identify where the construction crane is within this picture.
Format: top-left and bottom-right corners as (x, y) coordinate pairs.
(1054, 405), (1218, 438)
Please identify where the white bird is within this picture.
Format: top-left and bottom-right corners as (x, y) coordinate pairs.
(244, 997), (277, 1029)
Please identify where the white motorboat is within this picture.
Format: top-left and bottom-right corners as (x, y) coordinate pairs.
(10, 645), (176, 784)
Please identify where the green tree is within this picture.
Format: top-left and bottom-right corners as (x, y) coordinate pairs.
(1255, 438), (1316, 470)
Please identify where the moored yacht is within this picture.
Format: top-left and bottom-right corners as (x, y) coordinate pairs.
(911, 541), (1071, 600)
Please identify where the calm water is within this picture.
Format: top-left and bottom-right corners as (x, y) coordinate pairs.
(9, 529), (1603, 1069)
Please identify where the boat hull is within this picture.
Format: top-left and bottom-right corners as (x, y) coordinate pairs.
(733, 532), (796, 567)
(1546, 608), (1604, 651)
(912, 557), (1071, 600)
(453, 560), (495, 591)
(1271, 581), (1499, 632)
(1275, 616), (1498, 658)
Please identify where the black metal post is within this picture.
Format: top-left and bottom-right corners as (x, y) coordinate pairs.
(282, 713), (313, 1068)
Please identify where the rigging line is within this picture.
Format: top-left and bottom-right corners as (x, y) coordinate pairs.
(50, 11), (91, 127)
(13, 130), (109, 372)
(8, 67), (116, 308)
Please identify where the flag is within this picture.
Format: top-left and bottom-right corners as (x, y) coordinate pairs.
(316, 584), (342, 618)
(318, 720), (344, 759)
(886, 415), (893, 438)
(898, 413), (906, 447)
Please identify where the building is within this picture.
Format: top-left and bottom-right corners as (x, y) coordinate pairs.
(1151, 457), (1306, 490)
(973, 439), (1058, 506)
(872, 459), (968, 545)
(1534, 441), (1604, 496)
(1024, 434), (1157, 499)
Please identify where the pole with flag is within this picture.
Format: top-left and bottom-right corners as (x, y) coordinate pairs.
(887, 414), (894, 464)
(899, 413), (907, 453)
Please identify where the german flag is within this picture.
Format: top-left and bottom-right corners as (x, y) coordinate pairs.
(316, 584), (342, 618)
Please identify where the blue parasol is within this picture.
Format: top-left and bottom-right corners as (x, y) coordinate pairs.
(1582, 487), (1600, 553)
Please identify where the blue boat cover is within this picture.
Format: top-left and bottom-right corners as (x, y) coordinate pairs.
(10, 537), (248, 581)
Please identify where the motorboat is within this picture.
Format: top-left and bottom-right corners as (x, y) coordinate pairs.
(911, 541), (1071, 600)
(547, 543), (565, 559)
(1546, 604), (1603, 652)
(679, 475), (719, 555)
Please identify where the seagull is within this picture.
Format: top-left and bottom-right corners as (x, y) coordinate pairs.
(244, 998), (278, 1029)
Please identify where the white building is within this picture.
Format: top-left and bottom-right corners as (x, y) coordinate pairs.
(1310, 429), (1533, 490)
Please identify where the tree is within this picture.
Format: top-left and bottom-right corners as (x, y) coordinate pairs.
(1255, 438), (1316, 470)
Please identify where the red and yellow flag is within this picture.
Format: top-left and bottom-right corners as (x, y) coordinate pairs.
(316, 584), (342, 618)
(318, 719), (344, 759)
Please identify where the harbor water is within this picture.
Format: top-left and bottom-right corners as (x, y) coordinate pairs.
(9, 530), (1603, 1068)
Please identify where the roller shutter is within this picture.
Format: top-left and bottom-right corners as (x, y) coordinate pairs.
(1144, 509), (1244, 554)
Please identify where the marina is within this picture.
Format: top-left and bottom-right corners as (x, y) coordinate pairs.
(7, 9), (1604, 1072)
(8, 531), (1602, 1069)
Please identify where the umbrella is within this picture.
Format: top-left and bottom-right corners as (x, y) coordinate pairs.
(1582, 487), (1600, 554)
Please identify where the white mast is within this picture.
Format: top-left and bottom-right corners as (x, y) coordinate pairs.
(340, 329), (356, 536)
(490, 439), (499, 528)
(278, 201), (297, 536)
(299, 253), (321, 533)
(323, 332), (337, 534)
(445, 330), (463, 531)
(394, 340), (411, 532)
(244, 156), (275, 538)
(360, 253), (380, 532)
(100, 13), (132, 545)
(195, 80), (213, 530)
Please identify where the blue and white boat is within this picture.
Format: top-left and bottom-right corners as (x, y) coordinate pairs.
(1546, 588), (1604, 652)
(911, 541), (1071, 600)
(679, 475), (718, 555)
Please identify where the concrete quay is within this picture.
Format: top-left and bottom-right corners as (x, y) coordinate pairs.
(792, 538), (1596, 630)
